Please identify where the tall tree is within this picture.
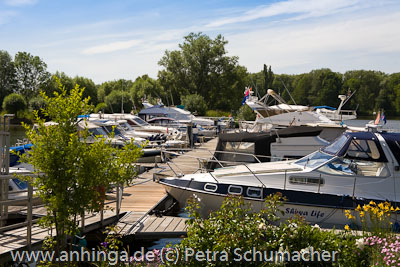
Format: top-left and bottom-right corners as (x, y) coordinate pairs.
(130, 75), (165, 109)
(14, 52), (50, 98)
(158, 32), (247, 111)
(97, 79), (133, 103)
(343, 70), (385, 115)
(0, 50), (17, 107)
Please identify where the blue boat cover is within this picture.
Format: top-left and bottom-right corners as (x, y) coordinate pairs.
(313, 106), (336, 110)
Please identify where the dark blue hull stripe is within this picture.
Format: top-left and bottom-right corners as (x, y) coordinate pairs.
(159, 179), (400, 210)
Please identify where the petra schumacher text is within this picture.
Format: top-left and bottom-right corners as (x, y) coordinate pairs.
(175, 247), (339, 263)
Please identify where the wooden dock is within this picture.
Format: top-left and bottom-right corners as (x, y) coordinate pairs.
(116, 137), (218, 238)
(117, 212), (188, 240)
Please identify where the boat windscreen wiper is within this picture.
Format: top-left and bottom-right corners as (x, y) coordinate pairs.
(304, 157), (309, 169)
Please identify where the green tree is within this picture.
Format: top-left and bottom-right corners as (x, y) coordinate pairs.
(158, 32), (247, 111)
(14, 52), (50, 98)
(181, 94), (207, 115)
(0, 50), (17, 108)
(130, 75), (165, 109)
(2, 93), (27, 115)
(20, 81), (142, 254)
(343, 70), (385, 115)
(104, 90), (132, 113)
(98, 79), (133, 103)
(309, 68), (342, 107)
(73, 76), (98, 105)
(292, 74), (312, 105)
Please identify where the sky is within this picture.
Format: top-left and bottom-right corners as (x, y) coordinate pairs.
(1, 0), (399, 84)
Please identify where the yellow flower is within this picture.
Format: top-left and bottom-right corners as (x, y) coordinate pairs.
(363, 205), (370, 212)
(369, 201), (376, 206)
(344, 224), (350, 231)
(356, 205), (361, 211)
(390, 206), (394, 211)
(360, 211), (365, 218)
(395, 207), (400, 212)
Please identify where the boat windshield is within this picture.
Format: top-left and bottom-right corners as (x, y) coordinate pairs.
(104, 125), (123, 136)
(294, 151), (333, 169)
(12, 178), (28, 190)
(88, 127), (108, 137)
(119, 122), (133, 131)
(132, 117), (150, 126)
(322, 135), (349, 155)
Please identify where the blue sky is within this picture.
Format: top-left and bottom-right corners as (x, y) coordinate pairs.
(1, 0), (399, 83)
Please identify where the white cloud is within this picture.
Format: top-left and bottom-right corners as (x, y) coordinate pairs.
(3, 0), (37, 6)
(226, 10), (400, 74)
(82, 40), (142, 55)
(206, 0), (366, 28)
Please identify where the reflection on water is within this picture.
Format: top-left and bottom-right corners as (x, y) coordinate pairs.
(9, 125), (27, 146)
(344, 119), (400, 130)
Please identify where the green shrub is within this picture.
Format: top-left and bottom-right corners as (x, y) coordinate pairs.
(2, 93), (27, 116)
(170, 194), (367, 266)
(237, 105), (256, 121)
(181, 94), (207, 115)
(205, 110), (231, 117)
(94, 102), (107, 113)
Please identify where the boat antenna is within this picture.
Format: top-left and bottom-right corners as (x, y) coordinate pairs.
(280, 77), (297, 105)
(342, 89), (357, 107)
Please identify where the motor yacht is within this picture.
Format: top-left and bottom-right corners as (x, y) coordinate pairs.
(156, 131), (400, 228)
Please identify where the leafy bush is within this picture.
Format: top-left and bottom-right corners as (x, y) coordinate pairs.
(181, 94), (207, 115)
(205, 110), (231, 117)
(169, 194), (367, 266)
(2, 93), (27, 115)
(237, 105), (256, 121)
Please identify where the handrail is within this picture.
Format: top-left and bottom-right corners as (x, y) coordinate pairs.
(242, 164), (266, 197)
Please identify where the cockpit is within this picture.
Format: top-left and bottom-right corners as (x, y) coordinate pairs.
(294, 132), (390, 177)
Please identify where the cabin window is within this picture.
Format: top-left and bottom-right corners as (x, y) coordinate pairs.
(228, 185), (243, 195)
(247, 187), (262, 198)
(204, 183), (218, 192)
(346, 139), (381, 160)
(289, 176), (324, 186)
(318, 158), (389, 177)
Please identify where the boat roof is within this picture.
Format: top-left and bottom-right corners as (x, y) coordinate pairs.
(321, 132), (389, 162)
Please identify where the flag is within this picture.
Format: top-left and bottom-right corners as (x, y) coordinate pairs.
(241, 87), (251, 105)
(381, 112), (387, 124)
(374, 111), (381, 125)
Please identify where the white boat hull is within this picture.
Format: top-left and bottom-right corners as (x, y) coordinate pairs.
(163, 185), (349, 228)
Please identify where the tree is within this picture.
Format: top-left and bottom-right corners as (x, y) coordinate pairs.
(73, 76), (98, 105)
(14, 52), (50, 98)
(181, 94), (207, 115)
(130, 75), (166, 109)
(0, 50), (17, 108)
(158, 32), (247, 111)
(97, 79), (133, 103)
(343, 70), (385, 115)
(104, 90), (132, 113)
(20, 80), (142, 254)
(2, 93), (27, 115)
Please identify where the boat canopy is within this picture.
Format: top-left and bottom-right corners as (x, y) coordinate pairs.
(381, 133), (400, 164)
(321, 132), (387, 162)
(313, 106), (336, 110)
